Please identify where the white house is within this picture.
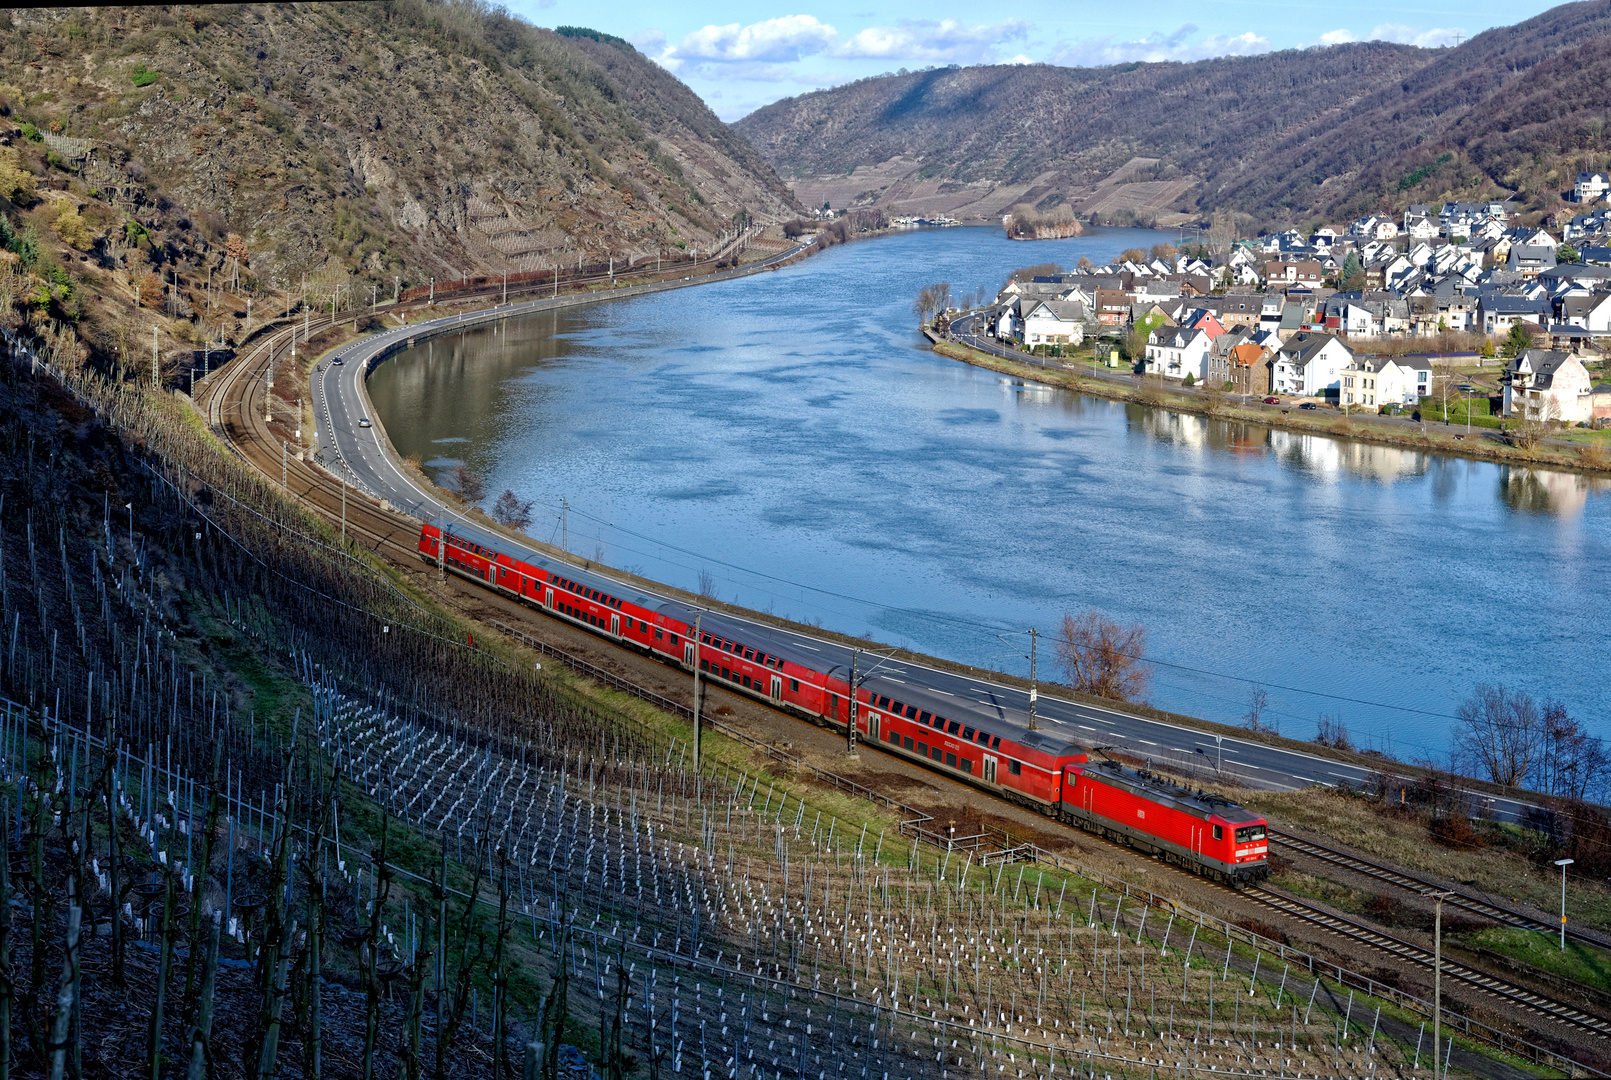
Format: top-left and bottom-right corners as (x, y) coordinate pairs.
(1377, 355), (1433, 405)
(1503, 349), (1593, 423)
(1145, 326), (1212, 382)
(1271, 332), (1353, 397)
(1573, 172), (1610, 203)
(1021, 300), (1087, 347)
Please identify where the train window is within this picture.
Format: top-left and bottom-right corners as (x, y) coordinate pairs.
(905, 705), (918, 719)
(991, 736), (1002, 749)
(654, 629), (663, 640)
(947, 721), (960, 735)
(790, 679), (800, 692)
(977, 730), (990, 744)
(916, 741), (928, 757)
(930, 746), (942, 762)
(903, 736), (913, 750)
(744, 648), (755, 660)
(963, 727), (975, 740)
(670, 634), (679, 646)
(1212, 825), (1224, 841)
(721, 667), (731, 680)
(742, 676), (751, 689)
(1235, 826), (1266, 844)
(960, 758), (973, 774)
(884, 727), (896, 743)
(945, 752), (956, 768)
(919, 711), (931, 724)
(1007, 760), (1022, 776)
(877, 696), (891, 709)
(700, 659), (709, 672)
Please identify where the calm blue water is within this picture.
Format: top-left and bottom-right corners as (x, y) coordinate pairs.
(367, 226), (1610, 762)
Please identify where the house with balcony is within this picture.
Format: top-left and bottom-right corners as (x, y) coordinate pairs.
(1502, 349), (1593, 423)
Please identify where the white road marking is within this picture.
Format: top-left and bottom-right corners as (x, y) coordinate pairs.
(929, 689), (955, 696)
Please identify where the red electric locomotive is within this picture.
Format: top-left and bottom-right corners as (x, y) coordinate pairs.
(418, 517), (1269, 884)
(1059, 757), (1268, 884)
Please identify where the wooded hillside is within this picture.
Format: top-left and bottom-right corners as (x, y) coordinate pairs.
(735, 0), (1611, 229)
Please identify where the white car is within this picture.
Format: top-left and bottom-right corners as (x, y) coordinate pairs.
(358, 418), (372, 428)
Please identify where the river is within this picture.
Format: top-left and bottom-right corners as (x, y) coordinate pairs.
(367, 226), (1610, 762)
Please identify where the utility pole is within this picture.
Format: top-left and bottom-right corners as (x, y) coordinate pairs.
(560, 497), (568, 553)
(394, 275), (400, 304)
(846, 648), (860, 759)
(553, 266), (558, 298)
(502, 272), (507, 306)
(152, 327), (159, 388)
(340, 473), (347, 545)
(1028, 627), (1039, 731)
(692, 613), (703, 772)
(371, 284), (377, 312)
(429, 277), (434, 305)
(281, 441), (288, 488)
(1430, 890), (1450, 1080)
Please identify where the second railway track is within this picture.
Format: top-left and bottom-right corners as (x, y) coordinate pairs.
(1271, 829), (1611, 951)
(1245, 885), (1611, 1039)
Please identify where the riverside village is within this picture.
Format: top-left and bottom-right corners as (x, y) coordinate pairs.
(980, 182), (1611, 431)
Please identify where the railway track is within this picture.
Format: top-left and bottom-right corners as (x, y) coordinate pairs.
(1271, 829), (1611, 951)
(198, 255), (1611, 1061)
(1245, 885), (1611, 1039)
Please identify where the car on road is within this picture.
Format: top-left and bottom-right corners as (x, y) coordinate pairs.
(332, 356), (344, 365)
(1262, 396), (1280, 404)
(1298, 402), (1318, 410)
(358, 418), (372, 428)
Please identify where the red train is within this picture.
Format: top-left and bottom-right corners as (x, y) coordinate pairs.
(419, 517), (1268, 885)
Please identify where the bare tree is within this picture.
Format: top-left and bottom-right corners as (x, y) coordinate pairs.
(1053, 610), (1151, 701)
(1315, 715), (1353, 751)
(451, 464), (486, 503)
(491, 489), (533, 531)
(697, 570), (719, 599)
(1453, 683), (1541, 788)
(911, 282), (953, 325)
(1242, 687), (1274, 733)
(1536, 701), (1609, 800)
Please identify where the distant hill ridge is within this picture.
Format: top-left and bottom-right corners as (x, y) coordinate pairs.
(734, 0), (1611, 230)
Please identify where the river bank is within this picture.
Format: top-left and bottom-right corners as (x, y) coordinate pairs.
(932, 337), (1611, 477)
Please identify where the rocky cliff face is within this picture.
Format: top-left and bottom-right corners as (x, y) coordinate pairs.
(2, 2), (796, 304)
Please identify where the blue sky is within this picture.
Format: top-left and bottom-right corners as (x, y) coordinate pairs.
(503, 0), (1565, 121)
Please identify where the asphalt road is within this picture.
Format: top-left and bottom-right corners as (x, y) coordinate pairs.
(309, 277), (1536, 824)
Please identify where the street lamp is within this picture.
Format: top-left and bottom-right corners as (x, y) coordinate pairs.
(1555, 858), (1574, 951)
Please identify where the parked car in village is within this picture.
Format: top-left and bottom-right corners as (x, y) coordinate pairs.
(1299, 402), (1319, 410)
(1262, 396), (1281, 404)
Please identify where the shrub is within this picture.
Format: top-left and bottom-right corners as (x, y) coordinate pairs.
(0, 146), (36, 204)
(131, 64), (158, 87)
(53, 202), (93, 250)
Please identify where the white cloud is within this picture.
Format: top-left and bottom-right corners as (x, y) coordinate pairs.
(833, 19), (1031, 64)
(1308, 24), (1464, 48)
(1367, 23), (1465, 47)
(1049, 24), (1271, 66)
(628, 28), (667, 53)
(668, 14), (837, 66)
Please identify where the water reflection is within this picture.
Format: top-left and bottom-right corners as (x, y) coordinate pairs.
(1500, 465), (1607, 518)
